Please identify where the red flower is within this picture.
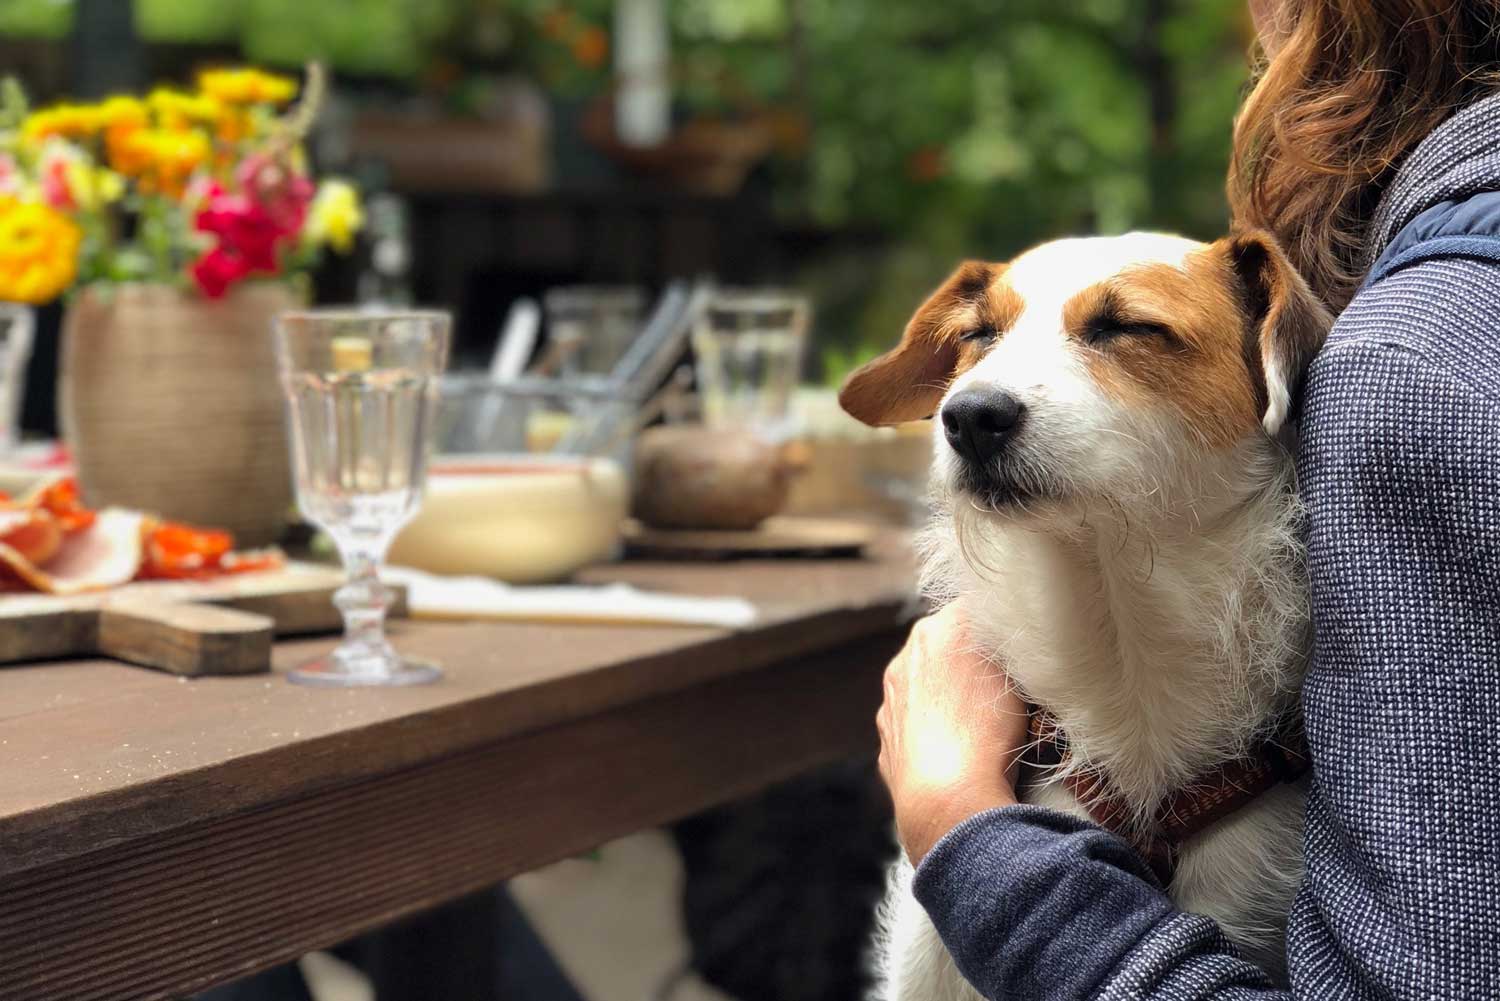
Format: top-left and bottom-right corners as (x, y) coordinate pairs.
(190, 247), (252, 299)
(196, 194), (282, 271)
(188, 153), (315, 298)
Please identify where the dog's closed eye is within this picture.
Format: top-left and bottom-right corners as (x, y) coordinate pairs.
(1084, 317), (1176, 346)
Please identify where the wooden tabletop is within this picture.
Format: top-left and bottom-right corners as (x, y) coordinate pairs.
(0, 532), (917, 1001)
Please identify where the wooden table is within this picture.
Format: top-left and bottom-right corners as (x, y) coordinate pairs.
(0, 535), (917, 1001)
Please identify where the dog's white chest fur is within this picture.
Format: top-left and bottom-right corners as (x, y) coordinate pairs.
(875, 458), (1310, 1000)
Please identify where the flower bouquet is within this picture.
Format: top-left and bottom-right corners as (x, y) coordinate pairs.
(0, 66), (365, 544)
(0, 66), (360, 303)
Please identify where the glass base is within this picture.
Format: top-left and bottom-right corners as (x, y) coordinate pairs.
(288, 654), (442, 688)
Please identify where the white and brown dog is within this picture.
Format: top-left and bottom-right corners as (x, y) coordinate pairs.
(840, 231), (1331, 999)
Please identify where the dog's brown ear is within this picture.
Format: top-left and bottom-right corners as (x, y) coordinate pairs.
(1222, 230), (1333, 435)
(839, 261), (997, 427)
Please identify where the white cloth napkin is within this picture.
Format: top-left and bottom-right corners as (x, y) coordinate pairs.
(384, 567), (758, 630)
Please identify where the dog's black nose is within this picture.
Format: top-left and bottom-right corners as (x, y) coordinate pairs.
(941, 387), (1025, 464)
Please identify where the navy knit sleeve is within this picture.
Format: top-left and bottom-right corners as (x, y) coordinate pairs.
(911, 257), (1500, 1001)
(911, 806), (1281, 1000)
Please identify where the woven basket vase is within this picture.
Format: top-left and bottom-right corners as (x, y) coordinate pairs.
(60, 282), (299, 547)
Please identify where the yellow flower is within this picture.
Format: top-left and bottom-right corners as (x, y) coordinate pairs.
(197, 68), (298, 106)
(108, 128), (210, 197)
(147, 88), (222, 129)
(65, 163), (125, 212)
(92, 168), (125, 205)
(0, 197), (81, 305)
(305, 179), (364, 253)
(21, 103), (100, 145)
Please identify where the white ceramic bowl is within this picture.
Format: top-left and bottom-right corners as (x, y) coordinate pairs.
(389, 454), (628, 583)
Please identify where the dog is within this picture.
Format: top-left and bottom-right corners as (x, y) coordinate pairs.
(840, 230), (1331, 999)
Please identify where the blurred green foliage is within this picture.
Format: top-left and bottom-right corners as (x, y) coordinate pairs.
(682, 0), (1252, 375)
(0, 0), (1253, 375)
(0, 0), (71, 37)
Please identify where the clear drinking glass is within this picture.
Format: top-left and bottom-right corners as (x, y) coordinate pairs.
(274, 309), (451, 687)
(543, 286), (645, 377)
(0, 304), (35, 457)
(691, 290), (810, 440)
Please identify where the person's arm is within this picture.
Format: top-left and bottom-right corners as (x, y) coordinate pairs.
(914, 806), (1285, 999)
(897, 261), (1500, 999)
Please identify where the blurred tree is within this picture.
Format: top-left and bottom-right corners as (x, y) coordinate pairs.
(0, 0), (73, 37)
(663, 0), (1252, 373)
(134, 0), (239, 43)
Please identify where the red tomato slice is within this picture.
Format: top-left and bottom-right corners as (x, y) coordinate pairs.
(30, 477), (97, 534)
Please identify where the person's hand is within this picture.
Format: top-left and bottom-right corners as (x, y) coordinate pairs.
(876, 603), (1029, 863)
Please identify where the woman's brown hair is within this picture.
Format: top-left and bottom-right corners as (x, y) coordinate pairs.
(1230, 1), (1500, 311)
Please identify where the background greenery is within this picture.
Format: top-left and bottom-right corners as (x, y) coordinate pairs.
(0, 0), (1254, 379)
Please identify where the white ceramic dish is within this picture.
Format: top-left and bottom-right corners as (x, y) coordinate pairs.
(389, 454), (628, 584)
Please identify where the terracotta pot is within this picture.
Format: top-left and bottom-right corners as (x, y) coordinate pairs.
(60, 283), (299, 546)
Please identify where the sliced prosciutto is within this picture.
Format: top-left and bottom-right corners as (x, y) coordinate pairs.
(0, 475), (283, 595)
(0, 508), (146, 595)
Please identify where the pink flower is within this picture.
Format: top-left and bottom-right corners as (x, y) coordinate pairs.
(183, 175), (223, 211)
(40, 156), (75, 210)
(236, 153), (314, 232)
(0, 154), (20, 198)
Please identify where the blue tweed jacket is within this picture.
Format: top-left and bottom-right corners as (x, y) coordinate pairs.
(912, 92), (1500, 1000)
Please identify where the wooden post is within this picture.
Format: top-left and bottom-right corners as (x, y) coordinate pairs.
(70, 0), (144, 98)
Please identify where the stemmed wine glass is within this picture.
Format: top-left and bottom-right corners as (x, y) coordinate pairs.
(274, 309), (450, 686)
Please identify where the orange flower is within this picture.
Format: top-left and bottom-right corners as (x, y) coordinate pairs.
(572, 26), (609, 69)
(905, 145), (948, 183)
(109, 128), (211, 197)
(95, 95), (148, 139)
(215, 106), (253, 145)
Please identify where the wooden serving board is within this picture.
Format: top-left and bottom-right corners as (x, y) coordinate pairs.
(624, 516), (874, 561)
(0, 564), (408, 677)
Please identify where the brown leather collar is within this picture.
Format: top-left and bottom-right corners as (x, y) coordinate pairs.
(1021, 710), (1309, 885)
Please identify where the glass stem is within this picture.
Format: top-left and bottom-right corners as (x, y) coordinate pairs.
(333, 537), (394, 666)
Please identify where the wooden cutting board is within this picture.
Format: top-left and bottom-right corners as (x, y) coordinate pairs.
(623, 516), (874, 561)
(0, 564), (408, 677)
